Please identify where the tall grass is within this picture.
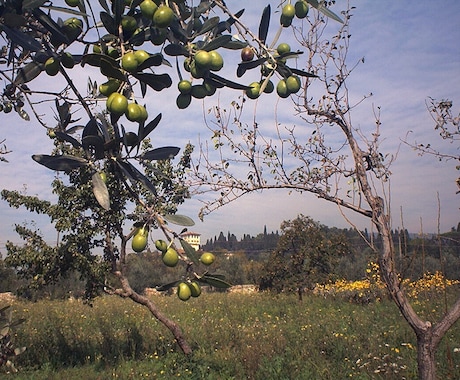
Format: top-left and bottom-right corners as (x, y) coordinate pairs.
(4, 287), (459, 379)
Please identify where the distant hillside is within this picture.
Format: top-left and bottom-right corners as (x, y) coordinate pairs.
(203, 223), (460, 258)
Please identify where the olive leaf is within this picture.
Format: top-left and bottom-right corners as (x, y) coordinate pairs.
(155, 280), (180, 292)
(317, 4), (344, 23)
(179, 238), (199, 264)
(54, 131), (82, 148)
(139, 113), (161, 141)
(201, 35), (232, 52)
(289, 67), (318, 78)
(116, 160), (158, 196)
(163, 214), (195, 227)
(92, 172), (110, 210)
(195, 16), (220, 36)
(32, 8), (69, 45)
(258, 5), (271, 44)
(164, 44), (188, 57)
(2, 25), (43, 52)
(32, 154), (88, 171)
(198, 274), (232, 289)
(14, 61), (44, 85)
(208, 72), (251, 90)
(132, 73), (172, 92)
(140, 146), (180, 161)
(237, 57), (267, 78)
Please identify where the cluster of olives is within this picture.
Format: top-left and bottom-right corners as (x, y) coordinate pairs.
(244, 42), (301, 100)
(106, 92), (148, 123)
(130, 227), (217, 301)
(280, 1), (309, 27)
(176, 252), (215, 301)
(1, 84), (28, 119)
(177, 280), (201, 301)
(185, 50), (224, 78)
(96, 48), (150, 122)
(44, 52), (75, 76)
(154, 239), (180, 267)
(175, 49), (224, 109)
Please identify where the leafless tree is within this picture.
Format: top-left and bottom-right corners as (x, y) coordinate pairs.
(188, 5), (460, 380)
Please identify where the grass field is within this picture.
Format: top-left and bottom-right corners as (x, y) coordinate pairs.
(3, 282), (460, 380)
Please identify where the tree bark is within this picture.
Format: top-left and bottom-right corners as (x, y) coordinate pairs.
(346, 127), (460, 380)
(114, 271), (192, 355)
(417, 331), (437, 380)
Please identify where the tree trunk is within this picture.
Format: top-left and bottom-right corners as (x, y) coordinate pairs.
(417, 331), (437, 380)
(114, 271), (192, 355)
(345, 130), (460, 379)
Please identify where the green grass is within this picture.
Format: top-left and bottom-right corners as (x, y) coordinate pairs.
(4, 291), (460, 379)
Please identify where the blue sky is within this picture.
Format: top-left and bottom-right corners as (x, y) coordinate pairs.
(0, 1), (459, 250)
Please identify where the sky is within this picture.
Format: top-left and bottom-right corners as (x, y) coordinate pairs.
(0, 0), (459, 250)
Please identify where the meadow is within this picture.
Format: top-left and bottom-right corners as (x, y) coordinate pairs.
(3, 275), (460, 380)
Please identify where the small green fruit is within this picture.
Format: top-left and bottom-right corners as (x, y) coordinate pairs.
(153, 5), (174, 28)
(246, 81), (261, 99)
(189, 281), (201, 297)
(176, 93), (192, 109)
(3, 102), (12, 113)
(282, 4), (296, 18)
(177, 282), (191, 301)
(276, 79), (290, 98)
(122, 52), (139, 72)
(295, 0), (309, 18)
(194, 50), (211, 69)
(191, 85), (208, 99)
(45, 57), (59, 76)
(99, 79), (120, 96)
(65, 0), (80, 7)
(200, 252), (215, 266)
(276, 43), (291, 55)
(62, 18), (83, 41)
(134, 50), (150, 65)
(286, 75), (301, 93)
(121, 16), (137, 33)
(61, 52), (75, 68)
(140, 0), (158, 18)
(106, 92), (128, 115)
(155, 239), (168, 253)
(150, 27), (167, 45)
(203, 81), (216, 96)
(124, 131), (139, 146)
(125, 103), (142, 122)
(280, 14), (293, 28)
(261, 79), (274, 94)
(162, 247), (179, 267)
(132, 228), (148, 252)
(178, 80), (192, 94)
(208, 50), (224, 71)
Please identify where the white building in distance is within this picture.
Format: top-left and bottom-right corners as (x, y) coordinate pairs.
(180, 231), (201, 251)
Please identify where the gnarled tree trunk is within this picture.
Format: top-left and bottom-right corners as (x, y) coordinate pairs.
(114, 271), (192, 355)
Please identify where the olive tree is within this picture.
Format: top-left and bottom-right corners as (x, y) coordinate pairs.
(259, 214), (349, 296)
(187, 3), (460, 379)
(1, 0), (337, 355)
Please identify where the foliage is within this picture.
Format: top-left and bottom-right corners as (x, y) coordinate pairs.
(0, 0), (345, 355)
(0, 305), (26, 373)
(259, 214), (351, 292)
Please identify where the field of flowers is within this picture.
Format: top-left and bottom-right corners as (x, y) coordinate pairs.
(3, 269), (460, 379)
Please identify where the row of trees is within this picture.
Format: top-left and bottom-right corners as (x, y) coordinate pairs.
(3, 213), (458, 300)
(0, 0), (458, 378)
